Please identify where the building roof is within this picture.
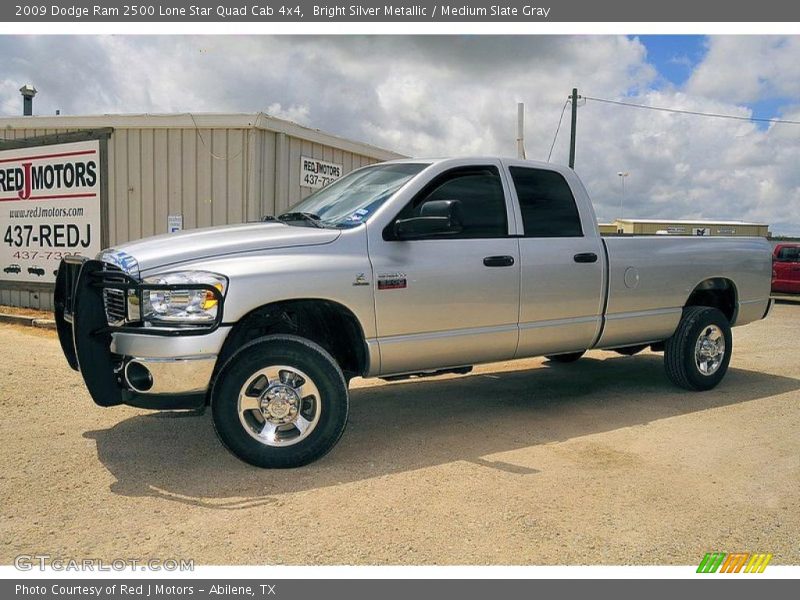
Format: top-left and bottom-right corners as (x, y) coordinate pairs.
(0, 112), (404, 161)
(614, 218), (768, 227)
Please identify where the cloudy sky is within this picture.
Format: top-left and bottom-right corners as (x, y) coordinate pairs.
(1, 35), (799, 235)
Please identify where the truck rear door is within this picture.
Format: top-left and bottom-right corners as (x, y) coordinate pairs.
(503, 161), (606, 357)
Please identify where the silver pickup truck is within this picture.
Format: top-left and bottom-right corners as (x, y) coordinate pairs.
(55, 157), (773, 468)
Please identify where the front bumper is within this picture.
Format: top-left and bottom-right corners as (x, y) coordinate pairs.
(112, 327), (230, 395)
(54, 257), (228, 409)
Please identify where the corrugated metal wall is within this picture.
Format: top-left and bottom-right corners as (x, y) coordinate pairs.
(108, 128), (255, 245)
(0, 125), (384, 310)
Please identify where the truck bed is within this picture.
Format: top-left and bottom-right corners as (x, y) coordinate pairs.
(596, 235), (772, 349)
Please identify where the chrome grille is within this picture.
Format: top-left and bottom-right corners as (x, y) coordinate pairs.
(101, 264), (128, 325)
(103, 289), (127, 325)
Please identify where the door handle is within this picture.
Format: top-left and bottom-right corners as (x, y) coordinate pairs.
(573, 252), (598, 263)
(483, 255), (515, 267)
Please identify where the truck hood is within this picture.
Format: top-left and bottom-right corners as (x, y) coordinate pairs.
(102, 222), (340, 274)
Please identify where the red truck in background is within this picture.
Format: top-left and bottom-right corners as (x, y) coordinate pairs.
(772, 244), (800, 294)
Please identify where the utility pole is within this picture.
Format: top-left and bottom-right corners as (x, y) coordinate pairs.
(617, 171), (629, 218)
(516, 102), (526, 159)
(568, 88), (578, 169)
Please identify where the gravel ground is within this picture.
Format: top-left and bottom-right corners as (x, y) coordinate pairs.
(0, 305), (51, 318)
(1, 304), (798, 566)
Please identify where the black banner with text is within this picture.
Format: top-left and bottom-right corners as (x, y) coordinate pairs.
(3, 0), (800, 22)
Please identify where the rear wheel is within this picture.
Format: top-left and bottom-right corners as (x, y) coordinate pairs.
(664, 306), (732, 391)
(545, 351), (585, 363)
(211, 334), (349, 468)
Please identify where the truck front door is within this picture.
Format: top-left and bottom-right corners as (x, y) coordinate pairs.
(370, 162), (520, 375)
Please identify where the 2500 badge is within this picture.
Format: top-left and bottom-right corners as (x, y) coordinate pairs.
(3, 223), (91, 248)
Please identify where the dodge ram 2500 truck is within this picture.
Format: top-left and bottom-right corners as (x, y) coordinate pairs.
(55, 157), (774, 468)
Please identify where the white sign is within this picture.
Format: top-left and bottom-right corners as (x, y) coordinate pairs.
(0, 140), (101, 284)
(300, 156), (343, 190)
(666, 226), (686, 234)
(693, 227), (711, 236)
(168, 214), (183, 233)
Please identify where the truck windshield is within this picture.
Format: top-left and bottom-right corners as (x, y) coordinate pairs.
(279, 163), (427, 228)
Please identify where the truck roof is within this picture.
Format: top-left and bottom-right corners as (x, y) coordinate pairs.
(381, 156), (569, 171)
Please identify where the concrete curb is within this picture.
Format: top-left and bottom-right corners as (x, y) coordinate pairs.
(0, 313), (56, 330)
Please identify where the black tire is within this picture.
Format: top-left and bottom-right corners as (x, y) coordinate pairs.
(545, 351), (585, 363)
(211, 334), (349, 468)
(664, 306), (732, 391)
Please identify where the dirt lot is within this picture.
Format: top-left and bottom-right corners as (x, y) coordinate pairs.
(1, 304), (798, 566)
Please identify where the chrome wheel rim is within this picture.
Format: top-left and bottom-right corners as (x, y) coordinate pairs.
(694, 325), (725, 376)
(238, 365), (321, 447)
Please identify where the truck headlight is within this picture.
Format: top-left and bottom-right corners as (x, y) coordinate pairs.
(140, 271), (227, 324)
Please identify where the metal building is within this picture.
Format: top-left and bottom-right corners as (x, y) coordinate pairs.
(597, 223), (618, 235)
(0, 113), (402, 310)
(604, 218), (770, 237)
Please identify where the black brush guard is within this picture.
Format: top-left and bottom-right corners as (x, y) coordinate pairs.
(54, 256), (224, 407)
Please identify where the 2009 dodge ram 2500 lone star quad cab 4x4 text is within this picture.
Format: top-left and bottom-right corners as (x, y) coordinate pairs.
(55, 158), (773, 467)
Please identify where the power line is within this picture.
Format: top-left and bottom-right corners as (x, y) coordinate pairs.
(188, 112), (244, 161)
(547, 99), (570, 162)
(582, 95), (800, 126)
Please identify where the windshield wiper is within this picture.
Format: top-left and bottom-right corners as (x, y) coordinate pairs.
(277, 212), (325, 228)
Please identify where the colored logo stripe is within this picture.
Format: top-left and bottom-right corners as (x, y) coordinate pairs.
(720, 553), (749, 573)
(744, 553), (772, 573)
(697, 552), (772, 573)
(697, 552), (726, 573)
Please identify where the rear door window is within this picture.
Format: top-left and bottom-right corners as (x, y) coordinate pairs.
(509, 167), (583, 237)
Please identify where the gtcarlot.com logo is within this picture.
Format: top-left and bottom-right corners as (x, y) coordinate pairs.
(14, 554), (194, 572)
(697, 552), (772, 573)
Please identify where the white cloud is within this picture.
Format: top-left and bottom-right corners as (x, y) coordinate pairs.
(686, 36), (800, 103)
(0, 35), (798, 235)
(265, 102), (311, 125)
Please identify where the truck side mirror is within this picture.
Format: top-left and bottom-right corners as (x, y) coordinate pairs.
(393, 200), (464, 240)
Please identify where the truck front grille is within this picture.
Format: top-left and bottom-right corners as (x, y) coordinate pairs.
(101, 264), (128, 325)
(103, 289), (127, 325)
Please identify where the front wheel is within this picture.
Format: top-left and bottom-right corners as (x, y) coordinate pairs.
(664, 306), (732, 391)
(211, 334), (349, 468)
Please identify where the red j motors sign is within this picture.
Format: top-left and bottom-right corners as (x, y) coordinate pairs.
(0, 140), (101, 284)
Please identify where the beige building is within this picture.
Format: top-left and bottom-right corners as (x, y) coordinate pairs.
(0, 113), (402, 310)
(600, 218), (769, 237)
(598, 223), (618, 235)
